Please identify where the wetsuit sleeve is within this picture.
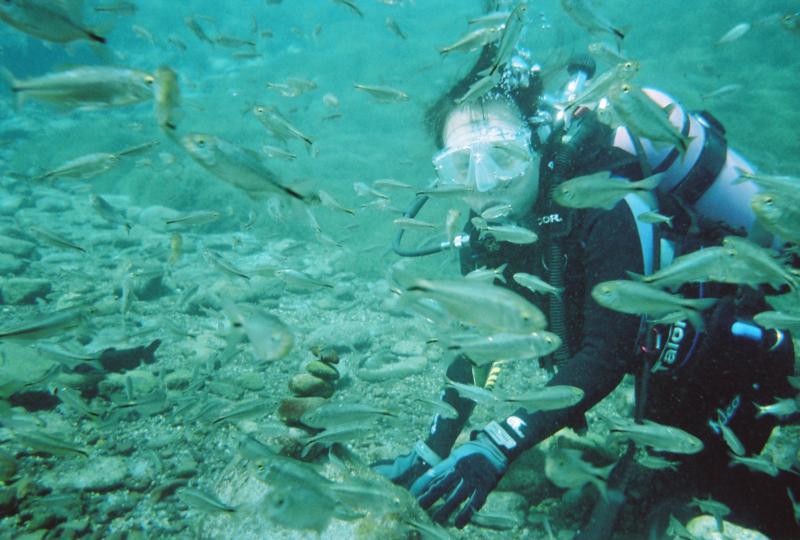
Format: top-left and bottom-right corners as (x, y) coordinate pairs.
(500, 203), (644, 459)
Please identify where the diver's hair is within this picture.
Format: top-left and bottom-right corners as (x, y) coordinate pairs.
(424, 46), (498, 148)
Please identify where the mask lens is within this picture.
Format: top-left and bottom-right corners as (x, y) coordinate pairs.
(433, 136), (531, 191)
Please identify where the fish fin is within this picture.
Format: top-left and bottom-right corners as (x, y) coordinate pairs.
(625, 270), (646, 281)
(636, 173), (664, 191)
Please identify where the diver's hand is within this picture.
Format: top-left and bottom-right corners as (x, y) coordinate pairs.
(371, 441), (441, 489)
(410, 433), (508, 528)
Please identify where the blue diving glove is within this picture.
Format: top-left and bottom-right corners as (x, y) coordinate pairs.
(372, 441), (443, 489)
(410, 423), (514, 528)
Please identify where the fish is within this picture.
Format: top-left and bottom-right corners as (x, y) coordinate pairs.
(716, 22), (751, 45)
(553, 171), (660, 210)
(203, 249), (251, 281)
(690, 497), (731, 520)
(701, 83), (743, 101)
(480, 203), (513, 220)
(446, 381), (499, 406)
(487, 2), (528, 75)
(728, 453), (779, 477)
(471, 509), (524, 530)
(404, 277), (547, 332)
(504, 385), (585, 412)
(606, 83), (693, 154)
(439, 26), (501, 56)
(415, 398), (459, 420)
(605, 417), (704, 454)
(164, 211), (221, 227)
(787, 488), (800, 525)
(513, 273), (563, 296)
(751, 192), (800, 244)
(13, 430), (88, 457)
(636, 211), (673, 227)
(0, 307), (87, 341)
(94, 2), (137, 15)
(4, 66), (154, 109)
(176, 487), (236, 513)
(332, 0), (363, 18)
(465, 263), (508, 285)
(222, 301), (293, 361)
(393, 217), (438, 230)
(274, 269), (333, 289)
(455, 72), (500, 105)
(250, 105), (313, 147)
(302, 423), (371, 455)
(318, 190), (356, 216)
(181, 133), (310, 201)
(153, 66), (181, 131)
(721, 236), (798, 289)
(29, 225), (86, 252)
(169, 233), (182, 265)
(754, 397), (799, 419)
(718, 421), (745, 456)
(416, 184), (476, 198)
(565, 60), (640, 111)
(587, 41), (629, 64)
(184, 15), (214, 44)
(90, 194), (130, 229)
(353, 83), (410, 103)
(545, 447), (613, 500)
(445, 208), (462, 246)
(212, 399), (272, 424)
(214, 35), (255, 48)
(470, 217), (539, 244)
(734, 169), (799, 193)
(266, 77), (317, 97)
(261, 144), (297, 161)
(444, 330), (561, 365)
(0, 0), (106, 43)
(561, 0), (624, 40)
(32, 152), (119, 181)
(591, 279), (716, 331)
(753, 311), (800, 333)
(373, 178), (413, 190)
(301, 402), (397, 429)
(385, 16), (406, 39)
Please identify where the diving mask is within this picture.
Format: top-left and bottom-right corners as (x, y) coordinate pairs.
(432, 129), (533, 193)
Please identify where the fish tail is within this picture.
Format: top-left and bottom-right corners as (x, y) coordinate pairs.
(88, 31), (107, 44)
(625, 270), (646, 281)
(613, 27), (625, 40)
(0, 67), (24, 108)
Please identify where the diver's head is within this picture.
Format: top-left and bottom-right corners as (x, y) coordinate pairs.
(433, 98), (540, 218)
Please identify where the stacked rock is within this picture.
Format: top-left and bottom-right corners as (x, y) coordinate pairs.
(277, 347), (340, 427)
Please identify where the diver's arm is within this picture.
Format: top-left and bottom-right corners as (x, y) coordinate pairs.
(485, 203), (644, 458)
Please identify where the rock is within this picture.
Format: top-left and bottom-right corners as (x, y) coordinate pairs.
(0, 278), (51, 304)
(289, 373), (334, 398)
(306, 321), (372, 352)
(0, 253), (26, 275)
(311, 346), (340, 365)
(164, 369), (193, 390)
(686, 515), (769, 540)
(0, 485), (17, 517)
(0, 449), (17, 482)
(390, 340), (425, 357)
(355, 354), (427, 382)
(0, 234), (36, 258)
(278, 396), (328, 425)
(305, 360), (339, 382)
(238, 372), (265, 391)
(207, 380), (245, 400)
(40, 456), (127, 493)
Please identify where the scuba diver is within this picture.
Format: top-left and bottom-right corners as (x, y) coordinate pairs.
(373, 6), (800, 539)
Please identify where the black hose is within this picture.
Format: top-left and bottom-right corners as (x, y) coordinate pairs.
(392, 195), (453, 257)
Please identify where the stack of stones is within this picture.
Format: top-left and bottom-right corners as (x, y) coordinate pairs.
(277, 347), (340, 428)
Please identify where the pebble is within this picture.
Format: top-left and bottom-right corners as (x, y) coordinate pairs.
(390, 339), (425, 357)
(164, 369), (193, 390)
(278, 396), (328, 425)
(305, 360), (339, 382)
(0, 234), (36, 258)
(0, 277), (51, 304)
(40, 456), (128, 493)
(356, 354), (427, 382)
(237, 372), (265, 391)
(289, 373), (334, 398)
(0, 253), (26, 276)
(207, 380), (245, 400)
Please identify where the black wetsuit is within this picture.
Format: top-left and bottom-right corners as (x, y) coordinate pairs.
(424, 113), (800, 537)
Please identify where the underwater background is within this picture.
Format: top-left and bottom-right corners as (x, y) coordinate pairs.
(1, 0), (799, 538)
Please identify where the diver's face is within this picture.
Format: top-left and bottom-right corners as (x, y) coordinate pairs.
(434, 101), (539, 218)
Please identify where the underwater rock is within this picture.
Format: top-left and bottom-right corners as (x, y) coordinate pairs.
(306, 321), (373, 352)
(0, 234), (36, 258)
(41, 456), (128, 493)
(390, 339), (425, 357)
(278, 396), (328, 425)
(0, 277), (52, 305)
(355, 353), (427, 382)
(0, 253), (26, 276)
(305, 360), (339, 382)
(686, 514), (769, 540)
(311, 346), (340, 365)
(289, 373), (334, 398)
(164, 369), (193, 390)
(0, 449), (17, 482)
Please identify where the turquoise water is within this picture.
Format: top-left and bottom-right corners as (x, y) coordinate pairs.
(1, 1), (799, 538)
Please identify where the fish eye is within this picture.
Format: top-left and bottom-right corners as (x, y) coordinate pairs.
(621, 84), (632, 93)
(256, 107), (265, 113)
(195, 137), (206, 148)
(144, 75), (155, 85)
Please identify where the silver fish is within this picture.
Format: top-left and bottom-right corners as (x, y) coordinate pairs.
(513, 272), (563, 296)
(488, 2), (528, 75)
(353, 83), (409, 103)
(182, 133), (309, 201)
(176, 487), (236, 513)
(0, 0), (106, 43)
(606, 417), (704, 454)
(445, 331), (561, 365)
(504, 385), (585, 412)
(561, 0), (625, 40)
(5, 66), (154, 109)
(553, 172), (661, 210)
(250, 104), (313, 147)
